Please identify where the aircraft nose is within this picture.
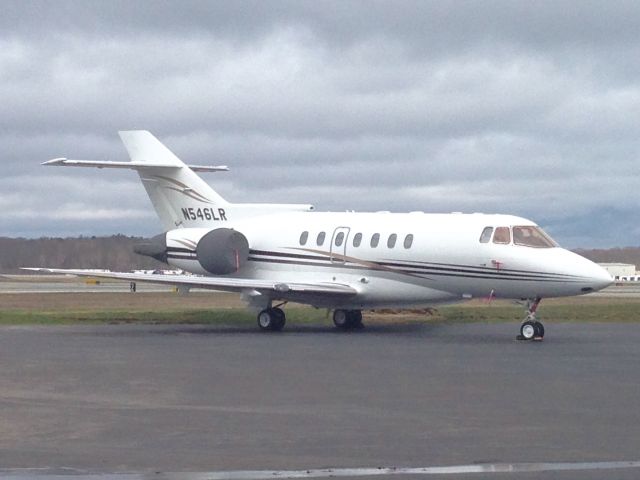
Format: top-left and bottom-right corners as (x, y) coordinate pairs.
(584, 261), (614, 292)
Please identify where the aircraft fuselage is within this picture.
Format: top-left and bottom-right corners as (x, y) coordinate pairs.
(164, 211), (612, 309)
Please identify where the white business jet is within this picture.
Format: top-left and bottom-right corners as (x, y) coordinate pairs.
(31, 131), (613, 340)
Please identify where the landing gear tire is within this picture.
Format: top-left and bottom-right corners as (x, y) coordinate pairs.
(271, 307), (286, 331)
(517, 297), (544, 341)
(350, 310), (364, 329)
(519, 320), (537, 340)
(333, 309), (350, 329)
(257, 308), (286, 331)
(534, 321), (545, 339)
(333, 309), (363, 330)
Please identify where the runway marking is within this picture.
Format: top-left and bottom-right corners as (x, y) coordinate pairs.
(4, 461), (640, 479)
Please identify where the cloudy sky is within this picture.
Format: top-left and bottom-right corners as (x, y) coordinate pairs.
(2, 1), (639, 247)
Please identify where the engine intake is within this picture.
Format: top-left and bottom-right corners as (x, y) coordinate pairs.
(196, 228), (249, 275)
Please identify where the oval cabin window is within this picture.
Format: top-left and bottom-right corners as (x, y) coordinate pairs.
(353, 233), (362, 247)
(317, 231), (326, 246)
(387, 234), (397, 248)
(371, 233), (380, 248)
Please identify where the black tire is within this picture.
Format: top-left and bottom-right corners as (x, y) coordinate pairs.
(350, 310), (363, 328)
(520, 320), (537, 340)
(271, 307), (286, 331)
(534, 321), (545, 338)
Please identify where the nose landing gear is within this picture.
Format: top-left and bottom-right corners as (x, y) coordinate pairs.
(518, 297), (544, 341)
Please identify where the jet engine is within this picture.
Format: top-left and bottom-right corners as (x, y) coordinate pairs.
(195, 228), (249, 275)
(134, 228), (250, 275)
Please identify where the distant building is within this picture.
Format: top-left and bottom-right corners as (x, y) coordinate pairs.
(598, 263), (638, 281)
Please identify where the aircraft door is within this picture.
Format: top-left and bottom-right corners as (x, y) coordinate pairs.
(330, 227), (350, 264)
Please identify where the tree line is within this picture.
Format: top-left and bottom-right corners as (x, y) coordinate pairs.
(0, 235), (164, 273)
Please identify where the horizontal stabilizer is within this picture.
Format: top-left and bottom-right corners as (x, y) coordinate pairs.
(42, 158), (229, 172)
(21, 268), (358, 296)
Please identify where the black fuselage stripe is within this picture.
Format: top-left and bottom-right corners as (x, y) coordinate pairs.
(247, 257), (580, 283)
(377, 263), (574, 280)
(248, 249), (580, 280)
(374, 260), (580, 279)
(167, 253), (197, 260)
(167, 247), (196, 254)
(247, 257), (429, 279)
(248, 252), (579, 281)
(250, 249), (328, 262)
(167, 247), (585, 283)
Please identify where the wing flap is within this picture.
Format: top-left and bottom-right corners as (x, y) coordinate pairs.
(21, 268), (357, 296)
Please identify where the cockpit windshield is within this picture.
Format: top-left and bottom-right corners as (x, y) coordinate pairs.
(512, 226), (558, 248)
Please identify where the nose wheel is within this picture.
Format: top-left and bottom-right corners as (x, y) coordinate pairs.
(517, 298), (544, 341)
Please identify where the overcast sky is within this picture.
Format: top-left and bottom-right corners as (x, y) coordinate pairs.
(2, 1), (639, 247)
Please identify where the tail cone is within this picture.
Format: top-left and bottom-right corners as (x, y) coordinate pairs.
(134, 233), (168, 263)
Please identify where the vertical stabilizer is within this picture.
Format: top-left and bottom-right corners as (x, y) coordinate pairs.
(118, 130), (184, 166)
(118, 130), (229, 231)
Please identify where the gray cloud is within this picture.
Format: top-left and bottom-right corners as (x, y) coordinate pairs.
(2, 0), (640, 247)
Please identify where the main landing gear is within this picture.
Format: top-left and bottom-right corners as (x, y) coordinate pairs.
(333, 309), (364, 330)
(517, 297), (545, 341)
(257, 307), (286, 331)
(256, 306), (365, 332)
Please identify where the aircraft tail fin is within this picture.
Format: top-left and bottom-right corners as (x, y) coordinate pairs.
(45, 130), (316, 230)
(45, 130), (230, 231)
(118, 130), (183, 166)
(120, 131), (229, 231)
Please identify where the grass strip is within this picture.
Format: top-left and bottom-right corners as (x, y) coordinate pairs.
(1, 301), (639, 325)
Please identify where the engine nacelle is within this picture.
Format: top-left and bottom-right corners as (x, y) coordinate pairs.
(196, 228), (250, 275)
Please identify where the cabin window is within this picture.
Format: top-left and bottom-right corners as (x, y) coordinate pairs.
(479, 227), (493, 243)
(387, 234), (397, 248)
(317, 231), (326, 246)
(371, 233), (380, 248)
(353, 232), (362, 247)
(513, 226), (558, 248)
(493, 227), (511, 244)
(335, 231), (345, 247)
(299, 231), (309, 246)
(404, 234), (414, 249)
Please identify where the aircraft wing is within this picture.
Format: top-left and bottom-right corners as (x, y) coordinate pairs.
(21, 268), (357, 296)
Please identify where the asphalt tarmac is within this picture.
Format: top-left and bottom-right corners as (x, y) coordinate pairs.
(1, 322), (640, 479)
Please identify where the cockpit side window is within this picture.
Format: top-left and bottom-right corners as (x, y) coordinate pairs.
(479, 227), (493, 243)
(493, 226), (511, 244)
(513, 226), (558, 248)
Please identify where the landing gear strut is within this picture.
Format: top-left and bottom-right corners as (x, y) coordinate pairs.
(333, 309), (363, 330)
(518, 297), (544, 341)
(257, 307), (286, 331)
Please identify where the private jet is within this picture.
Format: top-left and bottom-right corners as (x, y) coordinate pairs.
(29, 131), (613, 340)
